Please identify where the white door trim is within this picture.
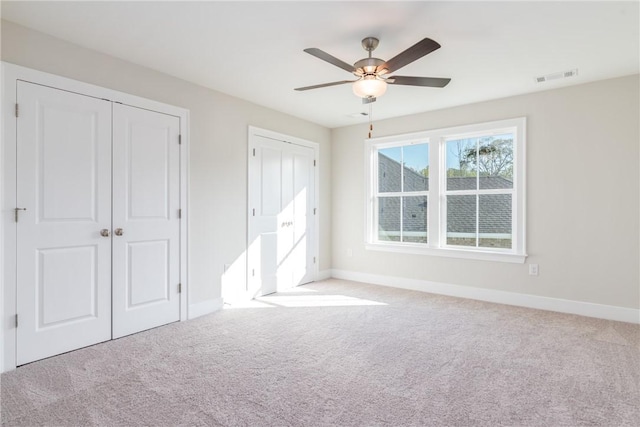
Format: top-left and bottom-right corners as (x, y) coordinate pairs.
(246, 126), (320, 300)
(0, 62), (190, 372)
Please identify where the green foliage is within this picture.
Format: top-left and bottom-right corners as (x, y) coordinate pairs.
(447, 168), (476, 178)
(447, 137), (513, 178)
(464, 137), (513, 177)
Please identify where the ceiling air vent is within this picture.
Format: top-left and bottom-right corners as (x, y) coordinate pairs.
(535, 68), (578, 83)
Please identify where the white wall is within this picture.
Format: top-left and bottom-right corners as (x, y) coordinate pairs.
(332, 75), (640, 310)
(1, 20), (332, 305)
(2, 19), (638, 316)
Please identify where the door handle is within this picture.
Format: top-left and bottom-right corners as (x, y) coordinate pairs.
(114, 228), (124, 236)
(14, 207), (27, 222)
(100, 229), (110, 237)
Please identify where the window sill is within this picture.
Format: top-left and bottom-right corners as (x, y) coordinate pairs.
(365, 242), (527, 264)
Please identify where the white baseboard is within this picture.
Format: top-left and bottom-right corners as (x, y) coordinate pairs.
(188, 297), (224, 320)
(316, 269), (332, 281)
(330, 269), (640, 324)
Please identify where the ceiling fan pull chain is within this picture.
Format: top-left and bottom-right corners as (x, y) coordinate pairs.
(368, 103), (373, 138)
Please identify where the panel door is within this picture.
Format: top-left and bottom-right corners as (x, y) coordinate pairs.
(290, 147), (315, 286)
(16, 82), (112, 365)
(248, 136), (315, 297)
(112, 104), (181, 339)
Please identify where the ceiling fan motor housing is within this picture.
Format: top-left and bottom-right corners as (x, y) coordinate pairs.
(355, 37), (386, 76)
(354, 57), (385, 76)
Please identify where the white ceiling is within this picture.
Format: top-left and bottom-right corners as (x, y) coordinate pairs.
(2, 1), (638, 128)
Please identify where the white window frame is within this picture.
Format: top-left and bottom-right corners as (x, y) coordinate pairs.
(365, 117), (526, 263)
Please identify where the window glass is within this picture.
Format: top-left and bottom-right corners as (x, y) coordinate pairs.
(378, 197), (401, 241)
(479, 194), (512, 249)
(403, 196), (428, 243)
(446, 195), (477, 247)
(478, 134), (514, 190)
(446, 139), (477, 190)
(402, 143), (429, 192)
(378, 147), (401, 193)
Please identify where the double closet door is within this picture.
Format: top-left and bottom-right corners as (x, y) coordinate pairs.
(248, 134), (316, 297)
(16, 81), (181, 365)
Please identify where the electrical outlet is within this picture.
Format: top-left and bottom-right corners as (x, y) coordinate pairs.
(346, 248), (353, 257)
(529, 264), (539, 276)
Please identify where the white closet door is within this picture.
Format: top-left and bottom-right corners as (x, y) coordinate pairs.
(112, 104), (181, 339)
(248, 136), (315, 297)
(16, 82), (112, 365)
(291, 147), (315, 286)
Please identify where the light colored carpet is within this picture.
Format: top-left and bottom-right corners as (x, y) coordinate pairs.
(1, 279), (639, 426)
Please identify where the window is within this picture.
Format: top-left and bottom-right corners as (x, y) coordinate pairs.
(365, 118), (526, 263)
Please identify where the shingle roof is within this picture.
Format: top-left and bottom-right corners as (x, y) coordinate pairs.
(446, 176), (513, 191)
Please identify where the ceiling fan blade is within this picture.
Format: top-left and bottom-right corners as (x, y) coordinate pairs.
(380, 38), (441, 74)
(304, 48), (356, 73)
(387, 76), (451, 88)
(294, 80), (355, 91)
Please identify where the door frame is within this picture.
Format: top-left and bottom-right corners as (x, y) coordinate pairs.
(246, 126), (320, 300)
(0, 62), (190, 372)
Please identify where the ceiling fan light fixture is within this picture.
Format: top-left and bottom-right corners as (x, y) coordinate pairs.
(352, 75), (387, 99)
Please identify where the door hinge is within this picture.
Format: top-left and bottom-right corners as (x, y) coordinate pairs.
(178, 135), (182, 145)
(313, 257), (316, 264)
(313, 208), (317, 215)
(252, 269), (255, 277)
(178, 283), (182, 293)
(15, 314), (18, 328)
(15, 103), (19, 118)
(313, 159), (316, 167)
(252, 208), (255, 216)
(252, 148), (256, 157)
(178, 208), (182, 219)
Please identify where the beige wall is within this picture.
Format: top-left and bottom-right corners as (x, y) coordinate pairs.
(332, 75), (640, 309)
(1, 20), (332, 305)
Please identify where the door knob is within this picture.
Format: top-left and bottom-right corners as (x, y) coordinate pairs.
(114, 228), (124, 236)
(100, 229), (110, 237)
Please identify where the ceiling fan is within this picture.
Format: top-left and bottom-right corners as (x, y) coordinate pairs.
(295, 37), (451, 104)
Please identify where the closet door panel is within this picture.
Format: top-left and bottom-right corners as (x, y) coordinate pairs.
(112, 104), (180, 339)
(16, 82), (112, 365)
